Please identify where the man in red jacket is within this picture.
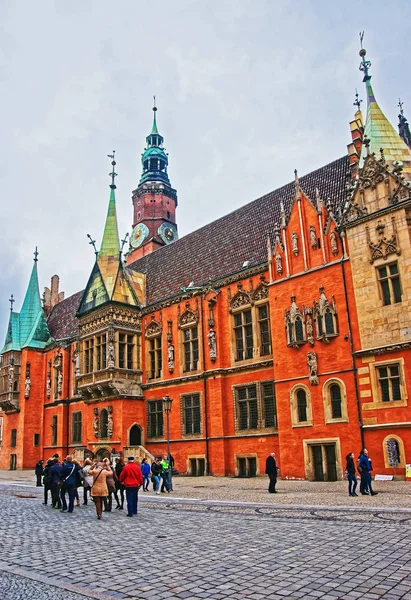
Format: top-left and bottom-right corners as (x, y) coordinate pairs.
(120, 457), (143, 517)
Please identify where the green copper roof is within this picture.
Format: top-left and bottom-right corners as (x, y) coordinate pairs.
(359, 68), (411, 178)
(1, 260), (51, 354)
(151, 109), (159, 135)
(140, 104), (171, 186)
(99, 187), (120, 258)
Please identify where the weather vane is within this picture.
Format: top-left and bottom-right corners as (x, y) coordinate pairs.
(359, 31), (371, 81)
(107, 150), (117, 189)
(33, 247), (39, 262)
(120, 232), (129, 257)
(153, 95), (157, 112)
(9, 294), (14, 312)
(353, 88), (362, 110)
(87, 234), (98, 257)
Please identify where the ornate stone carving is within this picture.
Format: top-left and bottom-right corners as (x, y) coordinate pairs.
(107, 342), (115, 369)
(230, 290), (252, 311)
(275, 253), (283, 274)
(179, 309), (198, 327)
(145, 319), (161, 338)
(304, 307), (314, 346)
(359, 152), (385, 189)
(72, 350), (80, 377)
(284, 296), (305, 348)
(24, 376), (31, 399)
(93, 409), (99, 438)
(366, 218), (400, 264)
(330, 231), (338, 256)
(46, 363), (51, 399)
(253, 283), (268, 301)
(108, 413), (113, 438)
(307, 352), (318, 385)
(291, 232), (299, 255)
(207, 328), (217, 362)
(8, 362), (14, 393)
(57, 371), (63, 395)
(313, 287), (338, 341)
(310, 225), (317, 249)
(168, 343), (175, 372)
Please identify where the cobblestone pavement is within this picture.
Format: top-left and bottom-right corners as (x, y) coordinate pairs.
(0, 571), (87, 600)
(1, 483), (411, 600)
(1, 470), (410, 508)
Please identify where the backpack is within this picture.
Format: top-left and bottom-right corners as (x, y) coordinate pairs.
(356, 458), (362, 473)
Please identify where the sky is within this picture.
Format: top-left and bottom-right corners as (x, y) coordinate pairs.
(1, 0), (411, 337)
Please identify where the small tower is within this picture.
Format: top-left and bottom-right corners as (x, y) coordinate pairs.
(126, 99), (178, 264)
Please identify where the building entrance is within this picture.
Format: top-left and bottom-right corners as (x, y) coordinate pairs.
(311, 444), (338, 481)
(9, 453), (17, 470)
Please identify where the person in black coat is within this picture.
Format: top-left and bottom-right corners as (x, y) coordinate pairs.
(35, 460), (44, 487)
(345, 452), (358, 497)
(265, 452), (279, 493)
(42, 459), (53, 504)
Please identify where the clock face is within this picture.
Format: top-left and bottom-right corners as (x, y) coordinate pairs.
(158, 222), (178, 245)
(130, 223), (149, 249)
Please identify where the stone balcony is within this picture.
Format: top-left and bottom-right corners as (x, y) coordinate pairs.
(77, 367), (143, 401)
(0, 391), (20, 413)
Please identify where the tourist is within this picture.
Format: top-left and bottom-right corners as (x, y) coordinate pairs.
(265, 452), (278, 494)
(141, 457), (151, 491)
(345, 452), (358, 496)
(59, 455), (80, 513)
(358, 448), (378, 496)
(115, 457), (125, 510)
(103, 458), (120, 511)
(35, 460), (44, 487)
(72, 459), (82, 507)
(82, 459), (93, 505)
(119, 456), (143, 517)
(89, 460), (110, 520)
(41, 459), (53, 504)
(160, 455), (171, 493)
(49, 457), (62, 509)
(151, 457), (161, 494)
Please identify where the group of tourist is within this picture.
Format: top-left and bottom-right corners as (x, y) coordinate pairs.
(35, 453), (173, 519)
(265, 448), (379, 496)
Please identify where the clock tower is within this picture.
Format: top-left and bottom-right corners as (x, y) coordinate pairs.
(126, 100), (178, 264)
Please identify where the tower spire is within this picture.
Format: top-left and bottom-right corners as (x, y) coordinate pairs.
(99, 153), (120, 258)
(151, 95), (159, 135)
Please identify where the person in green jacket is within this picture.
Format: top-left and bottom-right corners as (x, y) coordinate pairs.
(160, 455), (171, 493)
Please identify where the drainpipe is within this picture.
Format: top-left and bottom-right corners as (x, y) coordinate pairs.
(199, 293), (210, 475)
(339, 232), (364, 448)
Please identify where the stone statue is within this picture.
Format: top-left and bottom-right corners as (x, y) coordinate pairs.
(107, 342), (115, 369)
(291, 231), (299, 255)
(307, 352), (319, 385)
(57, 371), (63, 394)
(93, 414), (99, 438)
(310, 225), (317, 249)
(305, 311), (314, 346)
(8, 363), (14, 393)
(168, 343), (175, 372)
(46, 375), (51, 399)
(207, 329), (217, 362)
(24, 376), (31, 399)
(330, 231), (338, 256)
(275, 253), (283, 274)
(108, 414), (113, 438)
(72, 350), (80, 377)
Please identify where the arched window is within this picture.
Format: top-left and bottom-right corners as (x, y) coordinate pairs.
(295, 317), (304, 342)
(297, 389), (307, 422)
(100, 409), (108, 439)
(325, 309), (335, 334)
(129, 424), (142, 446)
(386, 438), (400, 467)
(330, 384), (342, 419)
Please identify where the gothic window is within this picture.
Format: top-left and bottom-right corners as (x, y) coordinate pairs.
(258, 305), (271, 356)
(71, 411), (82, 444)
(10, 428), (17, 448)
(383, 434), (406, 469)
(297, 390), (307, 422)
(234, 310), (253, 360)
(386, 438), (400, 467)
(147, 400), (164, 438)
(181, 326), (198, 372)
(377, 263), (402, 306)
(285, 297), (306, 347)
(262, 382), (277, 428)
(182, 394), (201, 435)
(118, 333), (135, 369)
(100, 409), (108, 439)
(149, 336), (162, 379)
(236, 385), (258, 430)
(96, 334), (107, 371)
(330, 384), (342, 419)
(51, 415), (58, 446)
(290, 385), (313, 427)
(377, 364), (402, 402)
(295, 316), (304, 341)
(85, 338), (94, 373)
(313, 288), (338, 341)
(324, 309), (335, 335)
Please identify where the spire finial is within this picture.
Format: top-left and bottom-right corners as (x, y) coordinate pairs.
(398, 98), (404, 115)
(33, 247), (39, 263)
(359, 31), (372, 82)
(107, 151), (117, 190)
(120, 232), (129, 258)
(153, 95), (157, 113)
(9, 294), (14, 312)
(353, 88), (362, 110)
(87, 234), (98, 257)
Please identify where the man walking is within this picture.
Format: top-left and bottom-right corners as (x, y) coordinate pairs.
(35, 460), (44, 487)
(358, 448), (378, 496)
(120, 457), (143, 517)
(49, 457), (62, 509)
(59, 455), (80, 513)
(265, 452), (279, 494)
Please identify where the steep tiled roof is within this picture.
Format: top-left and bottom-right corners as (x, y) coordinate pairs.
(128, 155), (349, 306)
(47, 290), (83, 341)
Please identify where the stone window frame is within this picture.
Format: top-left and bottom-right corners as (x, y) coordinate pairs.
(229, 289), (272, 364)
(302, 437), (343, 481)
(146, 398), (164, 439)
(363, 358), (408, 410)
(186, 454), (206, 476)
(322, 378), (349, 424)
(145, 321), (163, 381)
(178, 309), (200, 374)
(234, 453), (260, 477)
(290, 383), (313, 428)
(232, 380), (277, 434)
(382, 434), (406, 470)
(71, 410), (82, 445)
(180, 392), (203, 438)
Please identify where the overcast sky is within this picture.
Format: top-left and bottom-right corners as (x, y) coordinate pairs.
(1, 0), (411, 337)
